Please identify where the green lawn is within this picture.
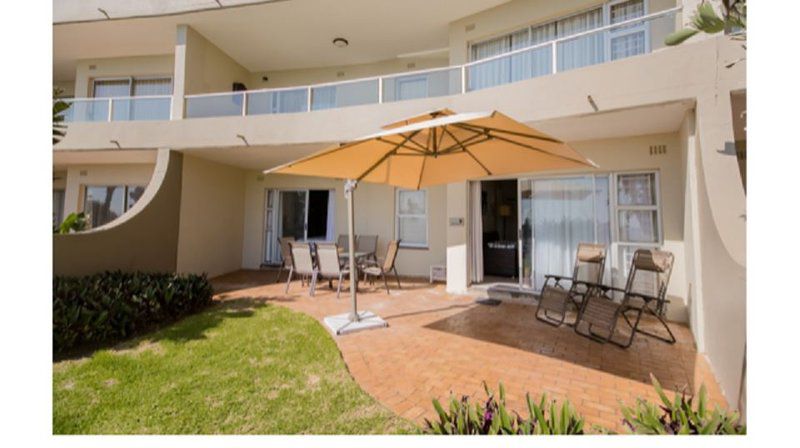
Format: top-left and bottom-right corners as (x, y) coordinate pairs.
(53, 298), (415, 434)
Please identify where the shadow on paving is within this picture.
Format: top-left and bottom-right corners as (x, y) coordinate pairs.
(423, 297), (697, 393)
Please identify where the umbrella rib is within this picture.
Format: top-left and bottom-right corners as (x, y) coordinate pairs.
(376, 137), (427, 154)
(452, 122), (563, 144)
(437, 133), (490, 155)
(486, 133), (591, 166)
(356, 130), (421, 182)
(463, 147), (492, 176)
(416, 153), (427, 190)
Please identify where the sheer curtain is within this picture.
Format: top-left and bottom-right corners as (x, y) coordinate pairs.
(469, 181), (484, 283)
(556, 7), (605, 72)
(531, 177), (597, 289)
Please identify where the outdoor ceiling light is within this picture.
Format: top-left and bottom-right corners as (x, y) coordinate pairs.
(332, 37), (349, 48)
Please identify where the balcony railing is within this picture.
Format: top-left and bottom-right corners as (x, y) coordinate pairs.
(63, 6), (680, 123)
(62, 96), (172, 122)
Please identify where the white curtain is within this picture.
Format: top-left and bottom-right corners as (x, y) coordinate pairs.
(531, 177), (597, 290)
(530, 22), (556, 76)
(469, 181), (484, 283)
(556, 7), (605, 72)
(325, 190), (336, 241)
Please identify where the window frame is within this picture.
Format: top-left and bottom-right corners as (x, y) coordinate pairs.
(82, 184), (145, 228)
(467, 0), (649, 63)
(91, 75), (173, 98)
(610, 170), (662, 283)
(395, 188), (429, 249)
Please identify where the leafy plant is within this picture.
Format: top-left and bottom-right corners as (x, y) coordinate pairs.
(55, 212), (88, 234)
(53, 87), (71, 144)
(665, 0), (746, 46)
(423, 381), (584, 435)
(620, 374), (745, 435)
(53, 271), (213, 352)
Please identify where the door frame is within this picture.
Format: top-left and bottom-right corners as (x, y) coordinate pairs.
(262, 188), (336, 265)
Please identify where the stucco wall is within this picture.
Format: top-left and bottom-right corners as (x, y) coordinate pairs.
(176, 154), (246, 278)
(182, 26), (250, 95)
(247, 57), (449, 90)
(53, 150), (183, 276)
(241, 173), (447, 277)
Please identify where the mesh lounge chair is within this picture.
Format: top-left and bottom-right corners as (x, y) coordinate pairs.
(286, 242), (320, 296)
(315, 242), (350, 299)
(574, 249), (676, 348)
(361, 240), (401, 294)
(536, 243), (607, 327)
(356, 234), (378, 262)
(275, 236), (295, 283)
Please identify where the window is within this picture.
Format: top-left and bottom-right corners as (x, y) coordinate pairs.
(83, 185), (145, 228)
(467, 0), (648, 81)
(608, 0), (648, 61)
(396, 189), (428, 248)
(53, 190), (65, 228)
(612, 171), (661, 290)
(92, 77), (172, 98)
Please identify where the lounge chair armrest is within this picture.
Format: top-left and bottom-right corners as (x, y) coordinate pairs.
(543, 274), (573, 288)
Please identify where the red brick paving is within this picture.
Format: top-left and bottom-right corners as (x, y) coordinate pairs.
(211, 270), (726, 433)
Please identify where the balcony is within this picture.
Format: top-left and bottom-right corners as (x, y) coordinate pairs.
(62, 96), (172, 122)
(61, 7), (680, 123)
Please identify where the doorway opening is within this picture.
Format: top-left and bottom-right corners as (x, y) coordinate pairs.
(481, 180), (518, 282)
(263, 189), (335, 264)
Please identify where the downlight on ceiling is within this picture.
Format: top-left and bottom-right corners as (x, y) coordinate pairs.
(332, 37), (349, 48)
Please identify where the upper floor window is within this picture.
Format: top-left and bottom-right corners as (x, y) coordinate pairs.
(396, 189), (428, 248)
(467, 0), (648, 90)
(92, 77), (172, 98)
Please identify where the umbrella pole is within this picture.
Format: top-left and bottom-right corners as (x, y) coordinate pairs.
(345, 179), (359, 322)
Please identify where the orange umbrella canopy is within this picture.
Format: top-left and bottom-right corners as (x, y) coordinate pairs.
(267, 110), (595, 189)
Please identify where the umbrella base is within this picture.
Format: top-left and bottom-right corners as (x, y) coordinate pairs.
(324, 311), (388, 336)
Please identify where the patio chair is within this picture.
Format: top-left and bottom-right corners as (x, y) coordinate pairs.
(286, 242), (320, 296)
(356, 234), (378, 262)
(275, 236), (295, 283)
(535, 243), (607, 327)
(361, 240), (401, 294)
(315, 242), (350, 299)
(574, 249), (676, 348)
(337, 234), (355, 251)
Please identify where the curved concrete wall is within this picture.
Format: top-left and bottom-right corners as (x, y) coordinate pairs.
(53, 149), (183, 276)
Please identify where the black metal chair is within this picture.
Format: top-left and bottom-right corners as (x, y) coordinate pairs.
(574, 249), (676, 348)
(535, 243), (607, 327)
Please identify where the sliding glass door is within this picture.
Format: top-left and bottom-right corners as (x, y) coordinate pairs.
(263, 189), (335, 264)
(518, 175), (610, 290)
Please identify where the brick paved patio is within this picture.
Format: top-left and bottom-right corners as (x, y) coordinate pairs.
(211, 270), (726, 432)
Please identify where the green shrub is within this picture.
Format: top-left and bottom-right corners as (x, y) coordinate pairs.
(53, 271), (213, 352)
(621, 375), (746, 435)
(423, 382), (584, 435)
(54, 212), (88, 234)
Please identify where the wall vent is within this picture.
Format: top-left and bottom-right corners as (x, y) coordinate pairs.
(465, 23), (476, 32)
(649, 144), (667, 155)
(336, 71), (345, 77)
(406, 62), (416, 69)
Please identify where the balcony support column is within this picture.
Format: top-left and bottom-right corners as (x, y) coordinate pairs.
(171, 25), (189, 120)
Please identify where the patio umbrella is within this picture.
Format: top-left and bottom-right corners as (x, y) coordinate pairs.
(265, 109), (595, 332)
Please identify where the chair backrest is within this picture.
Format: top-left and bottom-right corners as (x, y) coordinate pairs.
(383, 240), (400, 272)
(278, 236), (295, 267)
(315, 243), (342, 277)
(337, 234), (353, 249)
(290, 242), (316, 276)
(573, 243), (607, 284)
(356, 234), (378, 254)
(625, 249), (675, 302)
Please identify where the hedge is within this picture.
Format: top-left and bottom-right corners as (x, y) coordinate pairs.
(53, 271), (213, 352)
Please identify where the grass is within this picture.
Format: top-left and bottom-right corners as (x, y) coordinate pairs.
(53, 298), (416, 434)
